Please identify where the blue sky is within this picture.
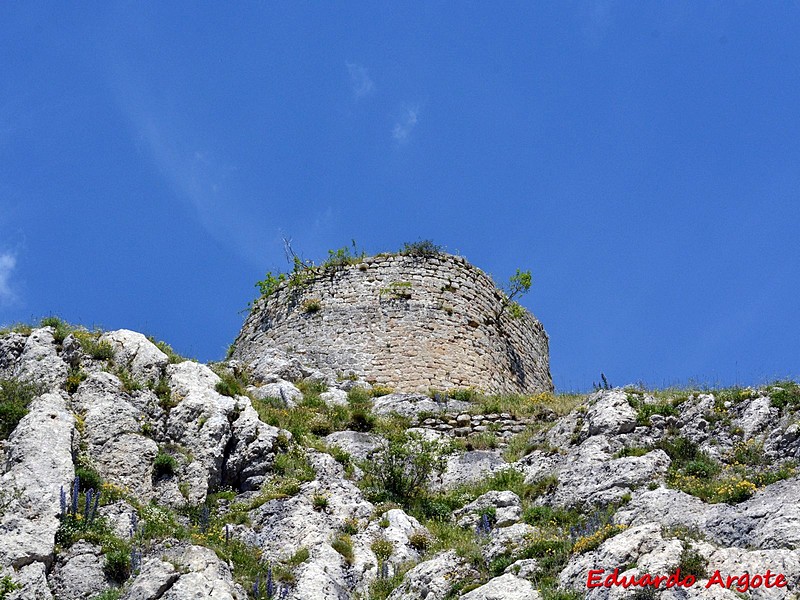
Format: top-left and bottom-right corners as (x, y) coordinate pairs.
(1, 3), (798, 391)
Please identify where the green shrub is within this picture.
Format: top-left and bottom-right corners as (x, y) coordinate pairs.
(273, 448), (315, 483)
(371, 538), (394, 563)
(322, 242), (365, 270)
(677, 546), (708, 578)
(75, 463), (103, 492)
(41, 316), (72, 344)
(0, 379), (41, 439)
(65, 367), (87, 394)
(83, 339), (115, 361)
(116, 369), (142, 393)
(153, 452), (177, 478)
(312, 494), (329, 511)
(331, 534), (354, 564)
(89, 590), (121, 600)
(362, 432), (450, 504)
(147, 337), (186, 364)
(215, 372), (245, 397)
(770, 381), (800, 409)
(400, 240), (443, 257)
(255, 271), (287, 298)
(0, 575), (19, 598)
(301, 298), (322, 314)
(103, 548), (131, 583)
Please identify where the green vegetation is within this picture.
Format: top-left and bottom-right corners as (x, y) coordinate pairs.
(627, 393), (678, 426)
(0, 576), (19, 598)
(0, 379), (41, 439)
(677, 545), (708, 579)
(498, 268), (532, 319)
(380, 281), (412, 299)
(769, 380), (800, 410)
(147, 336), (187, 364)
(153, 451), (178, 478)
(400, 239), (444, 257)
(81, 338), (115, 361)
(40, 315), (72, 344)
(362, 432), (451, 504)
(301, 298), (322, 313)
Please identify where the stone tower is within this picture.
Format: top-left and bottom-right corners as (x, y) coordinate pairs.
(232, 253), (552, 394)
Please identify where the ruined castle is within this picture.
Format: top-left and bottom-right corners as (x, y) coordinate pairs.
(232, 252), (552, 394)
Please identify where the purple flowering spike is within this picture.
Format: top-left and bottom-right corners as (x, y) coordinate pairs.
(266, 564), (274, 598)
(91, 489), (100, 522)
(60, 486), (67, 519)
(71, 477), (80, 516)
(84, 489), (93, 521)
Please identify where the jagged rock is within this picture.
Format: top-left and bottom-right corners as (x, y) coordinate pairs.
(587, 390), (637, 436)
(560, 523), (683, 598)
(372, 393), (443, 419)
(4, 562), (53, 600)
(223, 401), (286, 491)
(695, 543), (800, 600)
(246, 452), (373, 562)
(320, 389), (349, 407)
(165, 361), (286, 497)
(439, 452), (509, 489)
(48, 541), (108, 600)
(73, 372), (159, 500)
(503, 559), (538, 580)
(516, 449), (564, 485)
(354, 508), (427, 579)
(249, 379), (303, 407)
(99, 329), (169, 384)
(386, 550), (478, 600)
(0, 392), (74, 569)
(551, 449), (670, 507)
(123, 556), (180, 600)
(158, 544), (246, 599)
(98, 501), (139, 539)
(615, 477), (800, 550)
(483, 523), (537, 563)
(324, 431), (383, 462)
(459, 573), (539, 599)
(0, 333), (26, 376)
(287, 544), (350, 600)
(247, 348), (314, 383)
(734, 395), (776, 439)
(13, 328), (68, 391)
(454, 491), (522, 528)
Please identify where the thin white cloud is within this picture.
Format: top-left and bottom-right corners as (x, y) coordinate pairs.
(392, 107), (419, 143)
(109, 67), (267, 267)
(346, 62), (374, 99)
(0, 252), (17, 305)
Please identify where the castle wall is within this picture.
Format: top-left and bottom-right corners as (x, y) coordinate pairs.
(232, 254), (552, 394)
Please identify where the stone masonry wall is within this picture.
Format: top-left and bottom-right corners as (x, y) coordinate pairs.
(232, 253), (552, 394)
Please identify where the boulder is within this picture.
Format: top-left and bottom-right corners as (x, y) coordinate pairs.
(454, 491), (522, 528)
(13, 328), (68, 391)
(48, 541), (108, 600)
(459, 573), (539, 600)
(440, 452), (509, 489)
(586, 390), (637, 436)
(324, 431), (383, 462)
(551, 449), (670, 507)
(386, 550), (478, 600)
(99, 330), (169, 383)
(0, 392), (74, 569)
(372, 393), (443, 419)
(249, 380), (303, 407)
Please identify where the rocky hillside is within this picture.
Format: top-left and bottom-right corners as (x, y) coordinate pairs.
(0, 320), (798, 599)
